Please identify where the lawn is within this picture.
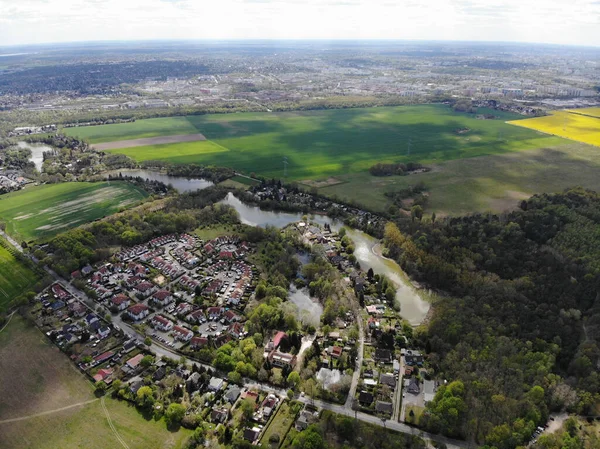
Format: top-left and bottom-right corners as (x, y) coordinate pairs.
(67, 105), (565, 181)
(404, 405), (425, 425)
(0, 240), (39, 310)
(0, 181), (148, 242)
(0, 315), (192, 449)
(260, 401), (299, 448)
(508, 110), (600, 147)
(0, 315), (94, 421)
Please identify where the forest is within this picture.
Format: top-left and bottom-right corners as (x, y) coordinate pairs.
(384, 187), (600, 448)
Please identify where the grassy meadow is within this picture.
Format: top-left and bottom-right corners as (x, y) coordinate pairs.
(0, 316), (192, 449)
(0, 241), (39, 310)
(321, 142), (600, 215)
(508, 110), (600, 147)
(66, 105), (565, 181)
(0, 182), (148, 241)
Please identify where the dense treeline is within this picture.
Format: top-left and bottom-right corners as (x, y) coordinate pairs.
(369, 162), (427, 176)
(383, 187), (600, 447)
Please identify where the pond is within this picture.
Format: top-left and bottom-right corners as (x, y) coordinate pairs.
(222, 193), (430, 325)
(219, 192), (340, 229)
(288, 284), (323, 326)
(346, 229), (430, 326)
(17, 141), (52, 172)
(104, 169), (214, 193)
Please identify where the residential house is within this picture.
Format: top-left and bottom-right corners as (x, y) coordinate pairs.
(380, 373), (396, 388)
(151, 290), (173, 306)
(111, 294), (131, 311)
(175, 302), (193, 317)
(404, 350), (424, 367)
(243, 427), (261, 442)
(126, 353), (145, 370)
(211, 407), (229, 424)
(208, 377), (224, 392)
(296, 409), (318, 430)
(127, 303), (149, 321)
(68, 301), (87, 317)
(134, 281), (156, 298)
(266, 331), (287, 352)
(358, 391), (374, 406)
(330, 346), (343, 359)
(375, 348), (392, 363)
(173, 325), (193, 342)
(51, 283), (69, 300)
(268, 350), (296, 368)
(190, 336), (209, 350)
(153, 366), (167, 381)
(407, 378), (421, 395)
(224, 385), (241, 404)
(151, 315), (173, 332)
(93, 368), (114, 384)
(375, 401), (393, 415)
(228, 322), (246, 339)
(207, 306), (224, 320)
(97, 326), (111, 339)
(94, 351), (114, 365)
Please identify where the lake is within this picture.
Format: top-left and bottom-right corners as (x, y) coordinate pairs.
(17, 141), (52, 172)
(104, 169), (214, 193)
(346, 229), (430, 326)
(219, 192), (339, 229)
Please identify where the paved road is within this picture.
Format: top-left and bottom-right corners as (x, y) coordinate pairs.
(345, 311), (364, 409)
(0, 229), (23, 253)
(297, 396), (468, 449)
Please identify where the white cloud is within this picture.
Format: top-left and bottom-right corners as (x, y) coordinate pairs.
(0, 0), (598, 46)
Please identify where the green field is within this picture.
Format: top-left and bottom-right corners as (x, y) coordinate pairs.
(0, 241), (39, 310)
(0, 316), (192, 449)
(321, 142), (600, 215)
(66, 105), (565, 181)
(0, 182), (148, 241)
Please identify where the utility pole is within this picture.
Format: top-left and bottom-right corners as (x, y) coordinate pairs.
(283, 156), (288, 178)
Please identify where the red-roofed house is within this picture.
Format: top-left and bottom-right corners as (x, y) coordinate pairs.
(207, 306), (224, 320)
(190, 336), (209, 350)
(93, 368), (114, 384)
(127, 303), (149, 321)
(126, 353), (144, 369)
(134, 281), (156, 298)
(151, 315), (173, 332)
(111, 294), (131, 311)
(266, 331), (287, 351)
(94, 351), (114, 364)
(51, 283), (69, 300)
(151, 290), (173, 306)
(173, 325), (193, 342)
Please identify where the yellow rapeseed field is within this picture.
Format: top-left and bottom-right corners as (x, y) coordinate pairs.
(566, 107), (600, 119)
(508, 110), (600, 147)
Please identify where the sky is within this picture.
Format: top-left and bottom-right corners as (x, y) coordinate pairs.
(0, 0), (599, 47)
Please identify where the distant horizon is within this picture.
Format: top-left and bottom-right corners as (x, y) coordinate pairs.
(1, 0), (599, 48)
(1, 37), (599, 52)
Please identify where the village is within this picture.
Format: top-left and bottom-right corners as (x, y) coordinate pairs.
(26, 223), (439, 446)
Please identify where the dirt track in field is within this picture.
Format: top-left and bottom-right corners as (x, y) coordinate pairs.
(93, 133), (206, 150)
